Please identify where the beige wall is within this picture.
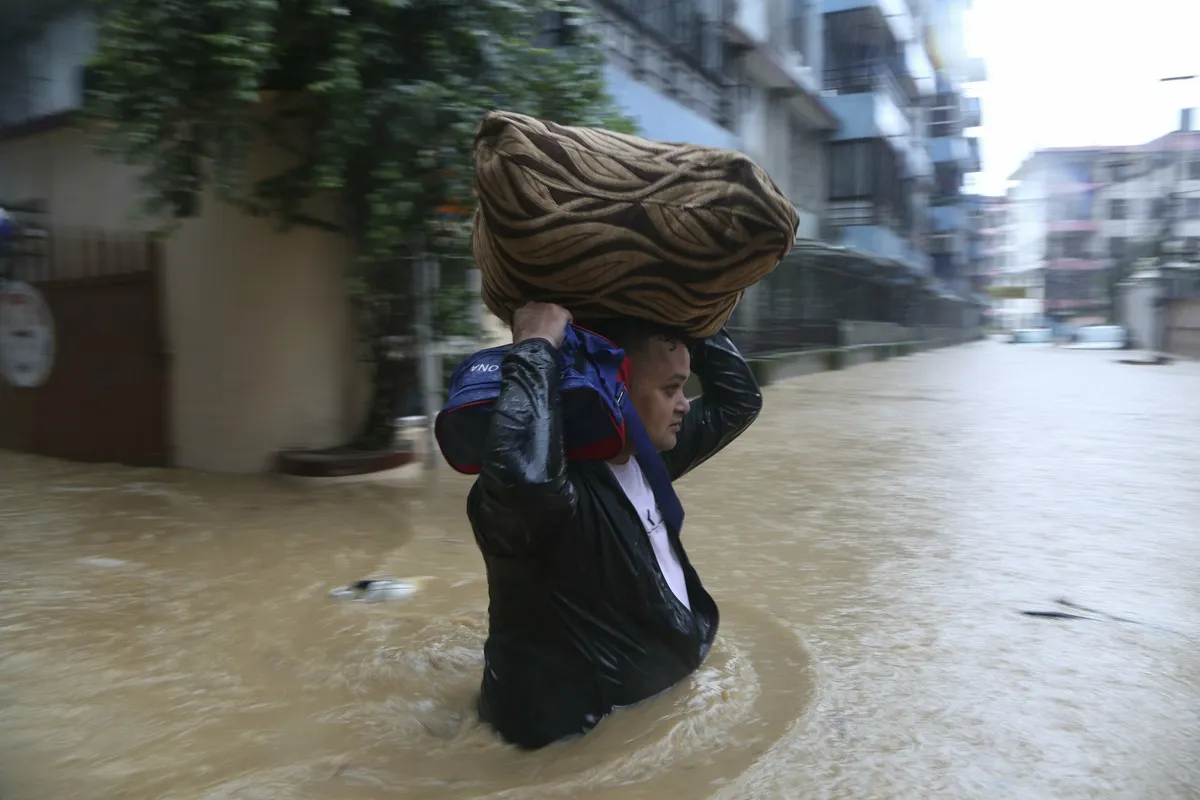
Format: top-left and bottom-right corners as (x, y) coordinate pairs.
(1167, 298), (1200, 359)
(0, 126), (369, 472)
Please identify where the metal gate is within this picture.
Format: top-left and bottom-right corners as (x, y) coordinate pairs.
(0, 230), (169, 466)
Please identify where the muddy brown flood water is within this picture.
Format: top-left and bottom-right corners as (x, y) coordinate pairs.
(2, 342), (1199, 799)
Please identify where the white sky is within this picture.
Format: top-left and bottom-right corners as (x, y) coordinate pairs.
(964, 0), (1200, 195)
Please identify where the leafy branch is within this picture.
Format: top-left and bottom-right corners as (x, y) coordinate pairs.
(83, 0), (636, 447)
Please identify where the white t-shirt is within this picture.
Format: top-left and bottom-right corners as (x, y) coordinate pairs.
(606, 459), (691, 611)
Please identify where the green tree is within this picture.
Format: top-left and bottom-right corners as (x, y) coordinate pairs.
(84, 0), (635, 449)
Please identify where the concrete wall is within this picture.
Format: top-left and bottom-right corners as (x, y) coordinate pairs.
(839, 320), (915, 346)
(1167, 298), (1200, 359)
(1117, 280), (1200, 358)
(744, 322), (979, 387)
(0, 126), (369, 472)
(1120, 278), (1160, 351)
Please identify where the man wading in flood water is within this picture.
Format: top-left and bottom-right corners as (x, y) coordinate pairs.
(468, 301), (763, 749)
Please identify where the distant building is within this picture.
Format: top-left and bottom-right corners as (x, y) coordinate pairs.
(1006, 110), (1200, 329)
(973, 193), (1042, 329)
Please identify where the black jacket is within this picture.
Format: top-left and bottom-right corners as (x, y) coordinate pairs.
(467, 330), (762, 749)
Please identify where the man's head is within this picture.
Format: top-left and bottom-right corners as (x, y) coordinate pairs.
(588, 318), (693, 454)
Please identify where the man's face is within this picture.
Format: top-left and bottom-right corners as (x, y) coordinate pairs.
(627, 337), (691, 452)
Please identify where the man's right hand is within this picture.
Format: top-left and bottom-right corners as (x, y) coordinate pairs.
(513, 302), (572, 348)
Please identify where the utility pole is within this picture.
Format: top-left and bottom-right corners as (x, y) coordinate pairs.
(412, 239), (442, 469)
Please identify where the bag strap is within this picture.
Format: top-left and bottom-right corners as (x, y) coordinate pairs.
(622, 391), (685, 536)
(564, 325), (684, 533)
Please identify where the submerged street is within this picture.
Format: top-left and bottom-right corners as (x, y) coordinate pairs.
(1, 341), (1198, 799)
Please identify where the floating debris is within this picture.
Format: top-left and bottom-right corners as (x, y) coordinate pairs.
(78, 557), (131, 568)
(1017, 598), (1187, 637)
(329, 578), (422, 602)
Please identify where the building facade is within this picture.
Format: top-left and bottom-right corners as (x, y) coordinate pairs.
(971, 193), (1039, 330)
(597, 0), (986, 342)
(590, 0), (740, 149)
(1093, 127), (1200, 270)
(593, 0), (835, 238)
(1005, 114), (1200, 329)
(922, 0), (984, 295)
(1, 3), (370, 472)
(2, 0), (989, 470)
(820, 0), (937, 274)
(598, 0), (985, 289)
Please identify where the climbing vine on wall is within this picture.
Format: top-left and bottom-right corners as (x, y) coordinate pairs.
(83, 0), (635, 447)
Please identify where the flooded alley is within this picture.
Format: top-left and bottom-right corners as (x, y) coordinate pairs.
(1, 341), (1198, 800)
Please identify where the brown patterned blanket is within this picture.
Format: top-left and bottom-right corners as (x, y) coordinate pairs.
(471, 111), (798, 338)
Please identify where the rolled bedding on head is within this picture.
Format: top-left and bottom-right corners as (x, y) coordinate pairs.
(471, 110), (799, 337)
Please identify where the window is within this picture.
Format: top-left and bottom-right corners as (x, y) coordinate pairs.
(1109, 199), (1127, 220)
(927, 93), (960, 139)
(1049, 195), (1091, 222)
(828, 140), (902, 220)
(1189, 160), (1200, 180)
(1151, 198), (1167, 219)
(1188, 198), (1200, 219)
(1069, 233), (1086, 258)
(935, 165), (959, 199)
(1049, 232), (1090, 259)
(829, 141), (872, 200)
(1109, 237), (1128, 260)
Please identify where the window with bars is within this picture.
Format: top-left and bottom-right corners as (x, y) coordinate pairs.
(1046, 232), (1090, 259)
(927, 92), (960, 139)
(828, 139), (902, 220)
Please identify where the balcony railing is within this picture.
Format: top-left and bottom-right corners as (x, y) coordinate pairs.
(824, 62), (909, 114)
(599, 0), (726, 79)
(1045, 258), (1104, 271)
(1045, 219), (1098, 233)
(928, 120), (963, 139)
